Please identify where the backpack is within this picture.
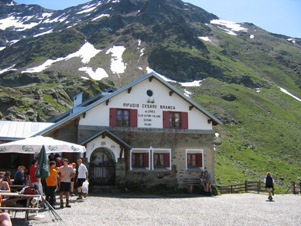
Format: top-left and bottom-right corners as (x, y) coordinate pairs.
(265, 176), (273, 188)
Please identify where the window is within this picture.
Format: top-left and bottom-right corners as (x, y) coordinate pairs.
(130, 148), (171, 171)
(110, 108), (137, 127)
(170, 112), (181, 128)
(131, 151), (149, 169)
(186, 149), (203, 170)
(163, 111), (188, 129)
(153, 152), (170, 169)
(117, 109), (129, 126)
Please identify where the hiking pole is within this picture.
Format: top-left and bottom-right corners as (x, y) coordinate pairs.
(34, 185), (64, 221)
(41, 195), (63, 221)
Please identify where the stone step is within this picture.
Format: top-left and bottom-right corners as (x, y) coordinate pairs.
(90, 185), (121, 194)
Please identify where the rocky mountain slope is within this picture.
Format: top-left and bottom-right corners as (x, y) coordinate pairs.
(0, 0), (301, 190)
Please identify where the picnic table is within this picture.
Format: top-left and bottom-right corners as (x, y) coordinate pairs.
(0, 192), (42, 221)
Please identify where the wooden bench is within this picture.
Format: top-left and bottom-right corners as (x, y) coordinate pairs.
(0, 192), (42, 221)
(10, 185), (25, 192)
(183, 177), (203, 193)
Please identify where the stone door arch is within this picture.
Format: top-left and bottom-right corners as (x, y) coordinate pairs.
(89, 147), (116, 185)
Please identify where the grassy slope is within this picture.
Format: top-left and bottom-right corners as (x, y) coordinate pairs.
(191, 78), (301, 193)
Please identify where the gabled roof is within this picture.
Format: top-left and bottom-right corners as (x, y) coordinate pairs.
(79, 130), (131, 150)
(32, 72), (222, 136)
(0, 120), (53, 141)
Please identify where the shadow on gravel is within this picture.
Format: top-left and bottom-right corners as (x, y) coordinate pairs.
(86, 192), (217, 199)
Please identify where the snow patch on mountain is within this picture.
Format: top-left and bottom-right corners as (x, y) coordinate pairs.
(106, 46), (126, 76)
(279, 87), (301, 103)
(0, 15), (40, 31)
(210, 19), (248, 36)
(79, 67), (109, 80)
(199, 36), (211, 42)
(146, 67), (202, 87)
(0, 64), (17, 75)
(92, 14), (110, 21)
(21, 42), (101, 73)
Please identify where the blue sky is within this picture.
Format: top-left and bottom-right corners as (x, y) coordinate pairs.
(15, 0), (300, 38)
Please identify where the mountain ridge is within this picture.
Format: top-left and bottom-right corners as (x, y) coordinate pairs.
(0, 0), (301, 190)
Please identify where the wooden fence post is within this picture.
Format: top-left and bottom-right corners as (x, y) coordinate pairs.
(292, 181), (295, 194)
(257, 180), (260, 193)
(245, 180), (248, 193)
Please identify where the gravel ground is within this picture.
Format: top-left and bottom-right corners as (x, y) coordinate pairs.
(11, 193), (301, 226)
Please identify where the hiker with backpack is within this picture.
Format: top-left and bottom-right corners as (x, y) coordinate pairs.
(264, 172), (274, 201)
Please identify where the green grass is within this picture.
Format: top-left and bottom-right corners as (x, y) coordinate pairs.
(190, 78), (301, 193)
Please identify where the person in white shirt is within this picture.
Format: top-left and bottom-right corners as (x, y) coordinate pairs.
(76, 159), (88, 200)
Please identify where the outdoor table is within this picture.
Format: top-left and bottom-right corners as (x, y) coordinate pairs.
(10, 185), (25, 192)
(0, 192), (42, 221)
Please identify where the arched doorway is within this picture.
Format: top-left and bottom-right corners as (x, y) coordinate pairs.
(89, 148), (116, 186)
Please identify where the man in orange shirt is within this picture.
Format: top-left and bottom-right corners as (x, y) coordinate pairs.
(45, 161), (58, 208)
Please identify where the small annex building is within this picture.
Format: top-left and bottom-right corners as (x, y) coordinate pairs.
(31, 72), (222, 190)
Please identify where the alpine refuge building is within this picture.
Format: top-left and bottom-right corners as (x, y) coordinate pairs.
(20, 72), (222, 190)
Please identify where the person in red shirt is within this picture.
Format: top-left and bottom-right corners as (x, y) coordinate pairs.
(29, 159), (43, 194)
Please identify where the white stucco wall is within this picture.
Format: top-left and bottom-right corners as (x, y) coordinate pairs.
(79, 78), (213, 130)
(85, 136), (123, 163)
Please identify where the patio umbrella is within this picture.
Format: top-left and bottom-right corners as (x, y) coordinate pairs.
(35, 145), (50, 179)
(0, 135), (86, 154)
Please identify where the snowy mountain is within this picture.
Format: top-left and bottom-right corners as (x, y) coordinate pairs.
(0, 0), (300, 118)
(1, 0), (301, 190)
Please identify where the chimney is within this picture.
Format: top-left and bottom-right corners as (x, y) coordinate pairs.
(73, 92), (83, 107)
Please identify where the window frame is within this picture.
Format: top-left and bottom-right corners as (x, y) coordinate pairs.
(130, 148), (150, 171)
(117, 109), (130, 126)
(110, 108), (138, 127)
(163, 111), (188, 129)
(186, 149), (204, 171)
(152, 148), (171, 171)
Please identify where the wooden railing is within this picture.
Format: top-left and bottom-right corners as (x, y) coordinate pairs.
(291, 181), (301, 194)
(217, 180), (266, 194)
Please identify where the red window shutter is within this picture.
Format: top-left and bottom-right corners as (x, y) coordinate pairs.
(196, 153), (203, 167)
(181, 112), (188, 129)
(110, 108), (117, 126)
(164, 153), (170, 167)
(163, 111), (170, 128)
(130, 109), (138, 128)
(143, 153), (149, 168)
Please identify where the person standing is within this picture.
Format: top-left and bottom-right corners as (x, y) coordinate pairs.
(57, 158), (75, 208)
(29, 159), (43, 194)
(204, 170), (212, 195)
(76, 158), (88, 200)
(264, 172), (274, 201)
(70, 162), (76, 196)
(45, 161), (59, 208)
